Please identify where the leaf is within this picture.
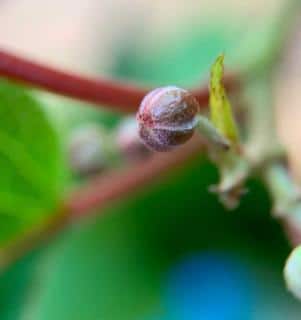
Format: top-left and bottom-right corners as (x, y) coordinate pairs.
(0, 80), (64, 245)
(209, 54), (239, 144)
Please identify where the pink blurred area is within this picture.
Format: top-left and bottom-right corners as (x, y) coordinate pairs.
(0, 0), (282, 71)
(0, 0), (149, 73)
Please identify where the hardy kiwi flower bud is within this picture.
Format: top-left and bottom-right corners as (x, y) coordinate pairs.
(136, 86), (200, 151)
(116, 116), (150, 162)
(284, 245), (301, 300)
(68, 125), (107, 176)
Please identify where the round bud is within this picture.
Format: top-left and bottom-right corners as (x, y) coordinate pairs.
(284, 245), (301, 300)
(116, 117), (150, 162)
(68, 125), (107, 176)
(136, 86), (200, 151)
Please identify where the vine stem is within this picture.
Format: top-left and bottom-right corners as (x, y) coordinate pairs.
(67, 136), (203, 217)
(0, 49), (236, 113)
(0, 48), (237, 268)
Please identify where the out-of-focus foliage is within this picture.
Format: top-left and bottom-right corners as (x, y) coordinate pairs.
(0, 250), (39, 320)
(112, 26), (240, 86)
(1, 4), (301, 319)
(15, 160), (301, 319)
(0, 80), (64, 245)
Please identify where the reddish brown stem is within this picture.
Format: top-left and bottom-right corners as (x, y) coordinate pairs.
(0, 49), (237, 267)
(0, 137), (203, 269)
(0, 49), (235, 113)
(68, 136), (203, 217)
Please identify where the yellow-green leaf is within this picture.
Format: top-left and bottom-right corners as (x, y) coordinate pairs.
(209, 54), (239, 144)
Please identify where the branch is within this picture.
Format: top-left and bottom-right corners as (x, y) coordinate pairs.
(67, 136), (203, 217)
(0, 49), (236, 266)
(0, 49), (236, 113)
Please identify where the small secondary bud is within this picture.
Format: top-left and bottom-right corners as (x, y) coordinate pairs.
(284, 245), (301, 300)
(116, 117), (150, 162)
(68, 125), (107, 176)
(136, 86), (200, 151)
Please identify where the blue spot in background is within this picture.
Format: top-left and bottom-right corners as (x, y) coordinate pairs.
(163, 252), (256, 320)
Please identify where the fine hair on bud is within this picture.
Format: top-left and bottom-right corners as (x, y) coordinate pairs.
(136, 86), (200, 151)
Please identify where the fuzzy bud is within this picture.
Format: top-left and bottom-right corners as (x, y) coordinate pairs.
(116, 117), (150, 162)
(136, 86), (200, 151)
(68, 125), (106, 176)
(284, 245), (301, 300)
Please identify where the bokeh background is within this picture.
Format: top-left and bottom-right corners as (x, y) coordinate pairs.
(1, 0), (301, 319)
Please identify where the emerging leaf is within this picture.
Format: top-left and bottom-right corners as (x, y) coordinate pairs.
(209, 54), (239, 145)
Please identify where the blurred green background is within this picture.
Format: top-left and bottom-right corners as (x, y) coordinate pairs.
(1, 0), (301, 319)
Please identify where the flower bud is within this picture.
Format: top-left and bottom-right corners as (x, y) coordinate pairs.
(116, 116), (150, 162)
(284, 245), (301, 300)
(136, 86), (200, 151)
(68, 125), (107, 176)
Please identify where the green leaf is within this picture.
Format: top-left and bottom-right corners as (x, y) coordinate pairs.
(209, 54), (239, 144)
(0, 80), (64, 245)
